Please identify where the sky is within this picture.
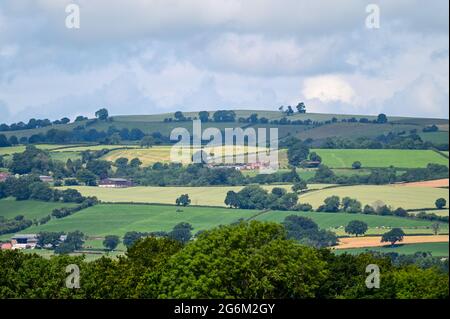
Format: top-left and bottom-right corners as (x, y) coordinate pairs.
(0, 0), (448, 123)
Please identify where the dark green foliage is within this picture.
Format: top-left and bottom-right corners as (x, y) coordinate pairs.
(0, 221), (447, 299)
(283, 215), (338, 248)
(381, 228), (406, 246)
(287, 139), (310, 166)
(175, 194), (191, 207)
(435, 198), (447, 209)
(317, 196), (341, 212)
(103, 235), (120, 251)
(168, 222), (193, 244)
(345, 220), (368, 236)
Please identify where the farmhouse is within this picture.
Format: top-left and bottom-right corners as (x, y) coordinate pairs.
(0, 172), (10, 182)
(98, 178), (133, 188)
(39, 175), (54, 183)
(11, 234), (38, 249)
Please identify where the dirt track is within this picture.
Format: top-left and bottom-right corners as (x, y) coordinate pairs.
(396, 178), (449, 188)
(334, 235), (449, 249)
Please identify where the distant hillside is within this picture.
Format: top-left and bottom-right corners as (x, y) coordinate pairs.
(1, 110), (448, 145)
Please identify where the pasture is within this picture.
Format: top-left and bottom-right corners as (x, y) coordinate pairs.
(19, 204), (260, 236)
(0, 144), (75, 155)
(0, 198), (78, 220)
(310, 149), (449, 168)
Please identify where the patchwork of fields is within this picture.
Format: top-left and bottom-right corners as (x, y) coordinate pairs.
(13, 203), (447, 239)
(59, 184), (334, 206)
(65, 184), (448, 210)
(0, 114), (448, 260)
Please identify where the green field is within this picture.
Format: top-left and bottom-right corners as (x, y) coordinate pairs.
(60, 184), (335, 206)
(0, 144), (76, 155)
(310, 149), (449, 168)
(335, 242), (449, 257)
(51, 144), (139, 152)
(0, 198), (78, 220)
(252, 210), (446, 235)
(299, 185), (449, 210)
(18, 204), (260, 236)
(418, 132), (449, 144)
(10, 203), (446, 240)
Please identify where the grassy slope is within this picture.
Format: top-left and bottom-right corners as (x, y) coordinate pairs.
(311, 149), (449, 168)
(2, 110), (447, 141)
(19, 204), (260, 236)
(0, 198), (78, 220)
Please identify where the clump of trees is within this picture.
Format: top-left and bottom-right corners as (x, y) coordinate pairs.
(283, 215), (338, 248)
(103, 235), (120, 251)
(0, 215), (33, 235)
(224, 185), (307, 211)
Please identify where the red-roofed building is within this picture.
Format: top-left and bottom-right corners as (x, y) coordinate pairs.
(1, 243), (12, 250)
(0, 172), (10, 182)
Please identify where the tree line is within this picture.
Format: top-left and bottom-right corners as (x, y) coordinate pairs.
(0, 221), (447, 299)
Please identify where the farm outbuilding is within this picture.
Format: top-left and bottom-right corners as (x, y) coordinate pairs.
(98, 178), (133, 188)
(11, 234), (38, 249)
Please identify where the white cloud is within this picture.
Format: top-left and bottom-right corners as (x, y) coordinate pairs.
(0, 0), (448, 121)
(302, 75), (355, 104)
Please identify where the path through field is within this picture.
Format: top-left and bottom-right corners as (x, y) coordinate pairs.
(335, 235), (449, 249)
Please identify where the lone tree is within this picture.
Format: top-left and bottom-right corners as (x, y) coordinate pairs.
(352, 161), (362, 169)
(431, 223), (440, 235)
(296, 102), (306, 114)
(435, 198), (447, 209)
(381, 228), (405, 246)
(198, 111), (210, 122)
(95, 108), (109, 121)
(176, 194), (191, 207)
(140, 136), (155, 148)
(345, 220), (368, 237)
(292, 180), (308, 193)
(103, 235), (120, 251)
(376, 113), (388, 124)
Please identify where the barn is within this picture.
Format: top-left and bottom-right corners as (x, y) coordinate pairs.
(98, 178), (133, 188)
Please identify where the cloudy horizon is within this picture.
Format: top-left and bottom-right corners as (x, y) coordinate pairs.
(0, 0), (448, 123)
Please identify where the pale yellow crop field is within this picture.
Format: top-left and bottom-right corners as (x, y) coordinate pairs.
(61, 184), (334, 206)
(299, 185), (449, 210)
(102, 145), (274, 166)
